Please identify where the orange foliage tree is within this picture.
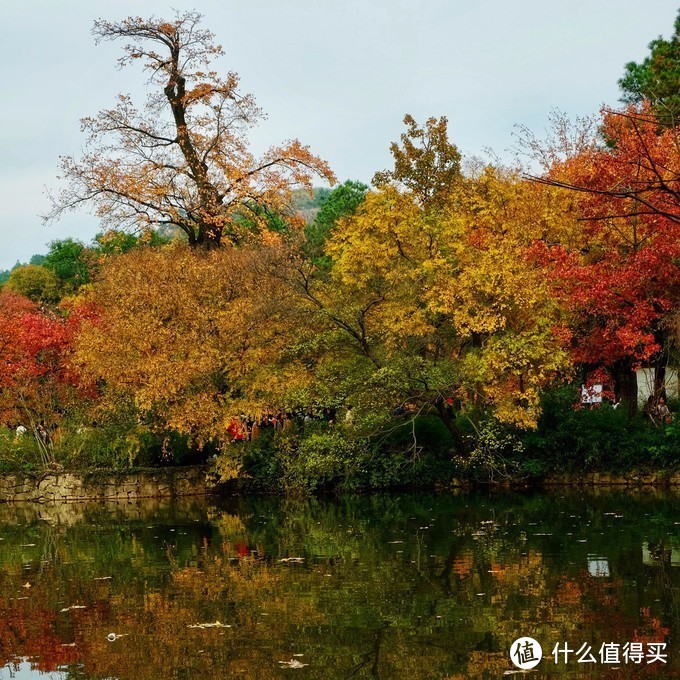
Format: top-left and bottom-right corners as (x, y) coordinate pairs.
(71, 243), (300, 445)
(46, 11), (335, 248)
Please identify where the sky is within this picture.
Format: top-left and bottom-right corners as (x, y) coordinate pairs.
(0, 0), (677, 270)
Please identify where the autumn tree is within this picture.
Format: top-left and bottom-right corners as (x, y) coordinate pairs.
(46, 11), (335, 248)
(71, 243), (300, 444)
(268, 169), (571, 452)
(373, 114), (461, 209)
(252, 117), (572, 451)
(0, 292), (81, 464)
(434, 169), (573, 427)
(526, 105), (680, 411)
(529, 105), (680, 228)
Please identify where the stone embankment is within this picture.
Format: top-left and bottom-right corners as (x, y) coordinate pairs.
(0, 466), (209, 503)
(541, 471), (680, 487)
(449, 470), (680, 489)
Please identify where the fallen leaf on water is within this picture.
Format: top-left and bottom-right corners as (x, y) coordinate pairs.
(188, 621), (232, 629)
(106, 633), (129, 642)
(278, 659), (309, 669)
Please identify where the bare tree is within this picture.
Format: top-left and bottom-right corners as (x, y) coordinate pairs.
(46, 12), (335, 248)
(523, 107), (680, 226)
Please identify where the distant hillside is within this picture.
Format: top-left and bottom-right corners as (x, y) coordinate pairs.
(291, 187), (332, 223)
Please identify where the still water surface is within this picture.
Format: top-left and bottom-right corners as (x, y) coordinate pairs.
(0, 490), (677, 678)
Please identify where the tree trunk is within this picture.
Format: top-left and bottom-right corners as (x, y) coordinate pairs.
(615, 363), (638, 418)
(654, 362), (667, 401)
(435, 399), (467, 455)
(653, 332), (669, 400)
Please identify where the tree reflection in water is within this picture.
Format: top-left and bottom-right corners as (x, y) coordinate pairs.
(0, 490), (676, 678)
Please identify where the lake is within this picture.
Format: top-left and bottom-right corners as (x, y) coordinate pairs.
(0, 489), (677, 678)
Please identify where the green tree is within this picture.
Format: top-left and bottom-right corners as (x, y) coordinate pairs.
(619, 10), (680, 124)
(43, 238), (91, 292)
(5, 265), (60, 305)
(93, 230), (140, 256)
(93, 228), (170, 256)
(304, 180), (368, 261)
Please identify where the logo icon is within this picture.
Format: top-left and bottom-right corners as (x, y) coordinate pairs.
(510, 637), (543, 670)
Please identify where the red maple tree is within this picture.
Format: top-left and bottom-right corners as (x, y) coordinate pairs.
(531, 104), (680, 412)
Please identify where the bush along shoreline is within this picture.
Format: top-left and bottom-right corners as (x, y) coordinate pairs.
(1, 385), (678, 495)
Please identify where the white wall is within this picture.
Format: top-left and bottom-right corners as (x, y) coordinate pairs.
(636, 367), (679, 405)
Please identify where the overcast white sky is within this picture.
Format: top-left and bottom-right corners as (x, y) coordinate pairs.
(0, 0), (676, 269)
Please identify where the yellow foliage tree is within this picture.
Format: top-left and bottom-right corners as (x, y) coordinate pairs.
(71, 243), (302, 443)
(436, 168), (574, 427)
(279, 167), (572, 445)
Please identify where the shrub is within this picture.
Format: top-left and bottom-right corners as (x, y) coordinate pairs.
(282, 431), (370, 492)
(238, 416), (460, 492)
(52, 416), (198, 470)
(0, 427), (43, 472)
(521, 384), (677, 471)
(453, 418), (523, 482)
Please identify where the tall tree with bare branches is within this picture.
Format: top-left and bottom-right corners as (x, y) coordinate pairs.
(46, 12), (335, 248)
